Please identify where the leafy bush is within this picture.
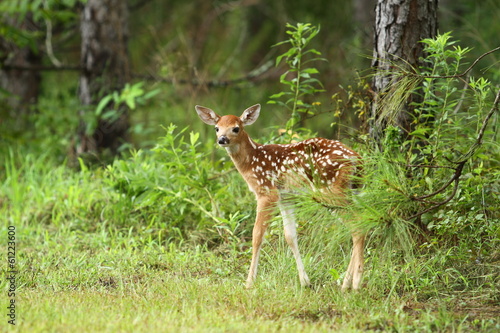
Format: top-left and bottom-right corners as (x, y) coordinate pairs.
(265, 27), (499, 294)
(376, 33), (500, 251)
(105, 124), (255, 247)
(346, 34), (500, 298)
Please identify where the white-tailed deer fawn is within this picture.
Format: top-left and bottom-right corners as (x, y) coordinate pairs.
(195, 104), (364, 290)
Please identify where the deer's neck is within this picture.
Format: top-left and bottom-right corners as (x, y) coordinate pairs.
(226, 131), (259, 172)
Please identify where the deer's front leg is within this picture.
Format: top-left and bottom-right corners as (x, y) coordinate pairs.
(246, 195), (277, 288)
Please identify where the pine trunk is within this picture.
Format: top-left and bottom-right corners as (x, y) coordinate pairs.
(0, 15), (41, 118)
(77, 0), (130, 156)
(370, 0), (438, 143)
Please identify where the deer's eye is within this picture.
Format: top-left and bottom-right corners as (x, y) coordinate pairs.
(215, 127), (219, 132)
(232, 127), (240, 133)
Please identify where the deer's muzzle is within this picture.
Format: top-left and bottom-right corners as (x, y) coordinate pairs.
(218, 136), (230, 146)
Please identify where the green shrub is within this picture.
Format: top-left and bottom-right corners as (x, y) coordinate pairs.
(105, 124), (255, 247)
(265, 28), (500, 294)
(361, 33), (500, 292)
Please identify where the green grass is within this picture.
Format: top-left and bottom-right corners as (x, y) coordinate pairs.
(1, 149), (499, 332)
(5, 243), (499, 332)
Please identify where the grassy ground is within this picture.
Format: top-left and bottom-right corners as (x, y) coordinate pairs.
(3, 223), (499, 332)
(4, 244), (500, 332)
(1, 150), (499, 332)
(5, 239), (499, 332)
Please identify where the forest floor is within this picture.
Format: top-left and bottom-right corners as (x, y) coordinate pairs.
(4, 231), (499, 332)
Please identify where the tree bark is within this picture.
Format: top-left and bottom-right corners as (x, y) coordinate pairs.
(370, 0), (438, 143)
(77, 0), (130, 157)
(0, 15), (41, 119)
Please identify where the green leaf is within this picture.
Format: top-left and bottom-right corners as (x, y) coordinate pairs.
(302, 68), (319, 74)
(189, 131), (199, 146)
(125, 97), (136, 110)
(143, 88), (161, 100)
(329, 268), (340, 280)
(269, 92), (288, 99)
(95, 95), (113, 116)
(409, 127), (430, 138)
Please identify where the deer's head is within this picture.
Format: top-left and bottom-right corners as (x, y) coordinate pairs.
(195, 104), (261, 148)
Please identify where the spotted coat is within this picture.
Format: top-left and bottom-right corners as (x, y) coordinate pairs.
(241, 137), (361, 199)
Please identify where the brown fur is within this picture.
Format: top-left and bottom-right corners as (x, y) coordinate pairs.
(196, 104), (365, 289)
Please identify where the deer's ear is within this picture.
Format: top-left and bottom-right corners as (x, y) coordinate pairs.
(195, 105), (221, 125)
(240, 104), (261, 126)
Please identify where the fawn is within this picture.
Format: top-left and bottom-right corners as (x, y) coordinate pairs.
(195, 104), (364, 290)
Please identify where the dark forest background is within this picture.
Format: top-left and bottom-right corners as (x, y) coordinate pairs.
(2, 0), (499, 157)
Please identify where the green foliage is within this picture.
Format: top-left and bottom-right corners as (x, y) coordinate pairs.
(373, 33), (500, 256)
(0, 72), (80, 160)
(0, 0), (82, 52)
(0, 124), (255, 248)
(0, 2), (498, 330)
(1, 88), (498, 333)
(89, 81), (160, 138)
(268, 23), (325, 134)
(95, 83), (146, 118)
(2, 143), (496, 330)
(264, 29), (499, 301)
(11, 241), (499, 332)
(105, 124), (254, 246)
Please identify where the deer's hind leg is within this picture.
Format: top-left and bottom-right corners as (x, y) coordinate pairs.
(341, 232), (365, 291)
(278, 193), (311, 287)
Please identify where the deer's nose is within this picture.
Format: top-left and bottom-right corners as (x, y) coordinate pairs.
(218, 136), (230, 145)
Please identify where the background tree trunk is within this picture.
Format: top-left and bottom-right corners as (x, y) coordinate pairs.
(77, 0), (130, 157)
(352, 0), (376, 39)
(0, 15), (41, 119)
(370, 0), (438, 144)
